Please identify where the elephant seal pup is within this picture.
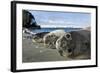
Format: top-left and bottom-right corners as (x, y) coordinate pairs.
(32, 32), (49, 43)
(56, 30), (91, 59)
(43, 30), (66, 49)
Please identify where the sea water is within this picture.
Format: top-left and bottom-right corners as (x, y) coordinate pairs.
(31, 28), (82, 33)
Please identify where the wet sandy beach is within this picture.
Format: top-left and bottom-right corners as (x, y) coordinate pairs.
(22, 38), (70, 63)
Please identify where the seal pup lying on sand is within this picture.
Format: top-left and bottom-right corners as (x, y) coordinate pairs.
(32, 32), (49, 43)
(43, 30), (66, 49)
(56, 30), (91, 59)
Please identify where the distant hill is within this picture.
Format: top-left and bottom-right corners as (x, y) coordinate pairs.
(22, 10), (40, 29)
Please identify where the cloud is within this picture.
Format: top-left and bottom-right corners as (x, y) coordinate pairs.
(49, 20), (65, 24)
(38, 19), (74, 25)
(37, 19), (79, 28)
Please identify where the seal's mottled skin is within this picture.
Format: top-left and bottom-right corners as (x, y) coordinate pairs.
(56, 33), (72, 57)
(43, 30), (66, 49)
(31, 29), (90, 59)
(56, 30), (91, 59)
(70, 30), (91, 59)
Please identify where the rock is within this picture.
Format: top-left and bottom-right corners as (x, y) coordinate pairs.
(23, 28), (34, 35)
(22, 10), (40, 29)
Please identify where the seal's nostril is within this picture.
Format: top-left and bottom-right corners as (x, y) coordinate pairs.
(68, 49), (72, 53)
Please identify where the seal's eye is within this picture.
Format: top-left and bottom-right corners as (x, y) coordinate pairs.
(68, 49), (72, 53)
(66, 34), (70, 38)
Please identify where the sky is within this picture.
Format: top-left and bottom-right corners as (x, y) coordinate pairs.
(29, 10), (91, 28)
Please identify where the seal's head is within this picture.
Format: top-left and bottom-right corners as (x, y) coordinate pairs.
(43, 34), (58, 49)
(56, 33), (73, 57)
